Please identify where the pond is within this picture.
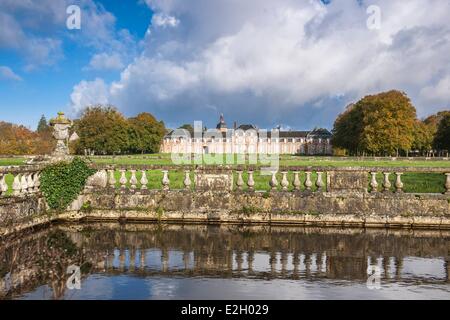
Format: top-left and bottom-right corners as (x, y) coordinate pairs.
(1, 223), (449, 300)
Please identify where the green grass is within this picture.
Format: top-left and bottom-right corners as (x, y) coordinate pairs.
(87, 153), (450, 168)
(1, 170), (446, 194)
(0, 158), (26, 166)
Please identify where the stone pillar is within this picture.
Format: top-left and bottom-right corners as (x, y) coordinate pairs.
(119, 170), (127, 189)
(304, 172), (312, 191)
(370, 172), (378, 193)
(0, 174), (7, 196)
(293, 171), (301, 191)
(444, 173), (450, 195)
(130, 170), (138, 189)
(281, 171), (289, 191)
(183, 170), (191, 190)
(108, 169), (116, 188)
(269, 171), (278, 191)
(236, 171), (244, 190)
(162, 170), (170, 191)
(394, 172), (404, 193)
(316, 172), (324, 192)
(140, 170), (148, 190)
(382, 172), (391, 192)
(247, 171), (255, 191)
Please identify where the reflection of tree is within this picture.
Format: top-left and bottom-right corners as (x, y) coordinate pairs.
(36, 230), (93, 299)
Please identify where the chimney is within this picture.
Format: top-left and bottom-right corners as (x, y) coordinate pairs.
(234, 121), (237, 130)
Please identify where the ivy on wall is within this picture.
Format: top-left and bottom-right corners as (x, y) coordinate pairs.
(40, 157), (96, 210)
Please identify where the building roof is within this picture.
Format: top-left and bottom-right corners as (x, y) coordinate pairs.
(306, 128), (332, 138)
(216, 113), (227, 130)
(237, 124), (257, 131)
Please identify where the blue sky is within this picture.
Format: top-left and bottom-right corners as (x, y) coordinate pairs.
(1, 0), (449, 130)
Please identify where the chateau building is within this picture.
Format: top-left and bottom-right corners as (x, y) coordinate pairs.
(161, 114), (333, 155)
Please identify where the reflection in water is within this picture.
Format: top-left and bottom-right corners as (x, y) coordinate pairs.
(1, 223), (449, 299)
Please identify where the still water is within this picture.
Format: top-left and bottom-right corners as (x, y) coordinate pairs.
(1, 223), (449, 300)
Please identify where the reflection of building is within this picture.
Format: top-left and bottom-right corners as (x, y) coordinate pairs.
(161, 114), (333, 155)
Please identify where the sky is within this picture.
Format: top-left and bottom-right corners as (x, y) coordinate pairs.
(1, 0), (450, 131)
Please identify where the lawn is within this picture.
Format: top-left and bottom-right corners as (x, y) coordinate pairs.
(89, 154), (450, 168)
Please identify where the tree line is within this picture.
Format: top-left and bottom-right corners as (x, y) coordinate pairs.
(0, 106), (166, 156)
(0, 93), (448, 156)
(332, 90), (450, 156)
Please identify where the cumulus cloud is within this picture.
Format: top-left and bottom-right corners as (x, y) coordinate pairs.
(69, 78), (109, 114)
(0, 66), (22, 81)
(86, 52), (124, 71)
(70, 0), (450, 128)
(0, 0), (120, 70)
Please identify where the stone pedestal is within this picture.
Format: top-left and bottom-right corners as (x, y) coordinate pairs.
(194, 168), (234, 191)
(327, 170), (368, 193)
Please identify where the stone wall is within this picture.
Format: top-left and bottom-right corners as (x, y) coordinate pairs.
(60, 189), (449, 229)
(1, 165), (450, 238)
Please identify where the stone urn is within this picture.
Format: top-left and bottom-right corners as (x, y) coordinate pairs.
(49, 112), (73, 161)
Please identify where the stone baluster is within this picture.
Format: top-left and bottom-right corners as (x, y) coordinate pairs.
(304, 171), (313, 191)
(12, 174), (22, 196)
(140, 170), (148, 190)
(34, 173), (40, 192)
(162, 170), (170, 190)
(130, 170), (138, 189)
(370, 172), (378, 193)
(444, 173), (450, 195)
(247, 171), (255, 191)
(382, 172), (391, 192)
(236, 171), (244, 190)
(20, 174), (28, 194)
(119, 170), (127, 189)
(183, 170), (191, 190)
(27, 173), (35, 193)
(0, 174), (7, 196)
(281, 171), (289, 191)
(394, 172), (404, 193)
(108, 169), (116, 188)
(316, 172), (324, 192)
(269, 171), (278, 191)
(293, 171), (301, 191)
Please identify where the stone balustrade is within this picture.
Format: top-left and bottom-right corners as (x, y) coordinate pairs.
(0, 167), (41, 197)
(87, 165), (450, 195)
(1, 164), (450, 196)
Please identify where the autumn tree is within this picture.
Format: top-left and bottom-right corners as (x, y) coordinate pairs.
(433, 113), (450, 151)
(332, 90), (417, 156)
(128, 112), (166, 154)
(75, 105), (130, 155)
(0, 121), (37, 155)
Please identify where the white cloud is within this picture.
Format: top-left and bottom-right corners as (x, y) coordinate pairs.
(0, 0), (120, 70)
(86, 52), (124, 71)
(151, 13), (179, 28)
(70, 0), (450, 128)
(0, 66), (22, 81)
(69, 78), (109, 114)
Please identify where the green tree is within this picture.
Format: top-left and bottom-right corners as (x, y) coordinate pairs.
(128, 112), (166, 154)
(332, 90), (417, 156)
(37, 115), (50, 133)
(75, 105), (130, 155)
(434, 113), (450, 151)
